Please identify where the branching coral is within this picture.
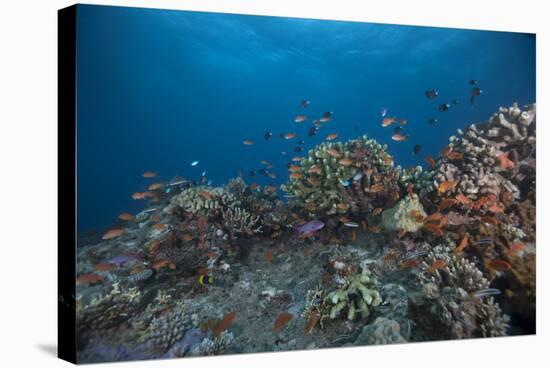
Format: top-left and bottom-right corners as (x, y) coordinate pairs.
(166, 186), (240, 217)
(326, 268), (382, 320)
(76, 283), (142, 333)
(148, 301), (187, 353)
(434, 103), (535, 207)
(411, 244), (509, 339)
(221, 207), (262, 235)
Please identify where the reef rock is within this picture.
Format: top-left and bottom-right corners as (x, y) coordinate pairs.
(381, 194), (426, 233)
(354, 317), (407, 345)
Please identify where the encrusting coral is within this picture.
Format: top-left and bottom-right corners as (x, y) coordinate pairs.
(381, 194), (426, 233)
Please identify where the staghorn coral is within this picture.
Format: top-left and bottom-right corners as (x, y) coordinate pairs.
(221, 207), (262, 235)
(381, 194), (426, 233)
(412, 244), (509, 339)
(165, 186), (241, 217)
(326, 268), (382, 320)
(434, 103), (535, 205)
(76, 283), (142, 333)
(148, 300), (187, 353)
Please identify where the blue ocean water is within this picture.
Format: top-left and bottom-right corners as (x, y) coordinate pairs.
(76, 4), (535, 232)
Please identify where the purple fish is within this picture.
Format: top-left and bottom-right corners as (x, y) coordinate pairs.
(107, 253), (141, 266)
(295, 220), (325, 237)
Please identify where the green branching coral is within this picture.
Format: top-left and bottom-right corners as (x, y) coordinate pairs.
(396, 165), (435, 192)
(326, 268), (382, 320)
(281, 135), (395, 215)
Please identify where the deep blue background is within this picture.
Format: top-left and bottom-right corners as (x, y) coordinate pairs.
(76, 5), (535, 232)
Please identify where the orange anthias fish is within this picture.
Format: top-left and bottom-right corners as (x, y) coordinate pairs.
(438, 198), (457, 210)
(496, 151), (515, 169)
(339, 158), (353, 166)
(446, 151), (464, 160)
(77, 273), (104, 284)
(427, 259), (446, 273)
(213, 311), (237, 337)
(102, 228), (124, 240)
(182, 233), (193, 241)
(265, 250), (274, 263)
(326, 148), (342, 158)
(152, 223), (166, 231)
(455, 193), (472, 206)
(132, 192), (145, 200)
(308, 165), (322, 174)
(391, 133), (408, 142)
(369, 183), (385, 193)
(292, 156), (303, 162)
(148, 183), (163, 191)
(372, 207), (383, 216)
(118, 212), (135, 221)
(200, 191), (214, 200)
(453, 235), (469, 254)
(440, 146), (452, 157)
(424, 223), (443, 236)
(437, 180), (456, 194)
(290, 172), (303, 179)
(93, 263), (114, 272)
(508, 242), (526, 255)
(243, 139), (254, 145)
(424, 156), (436, 168)
(381, 117), (396, 127)
(326, 133), (338, 140)
(142, 171), (157, 178)
(409, 210), (425, 222)
(400, 259), (418, 269)
(288, 165), (300, 172)
(283, 133), (296, 140)
(303, 311), (320, 335)
(486, 259), (512, 271)
(273, 312), (293, 333)
(152, 259), (176, 271)
(480, 216), (497, 225)
(488, 204), (504, 214)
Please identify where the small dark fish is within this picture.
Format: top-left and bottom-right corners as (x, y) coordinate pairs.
(264, 131), (272, 140)
(401, 249), (428, 261)
(438, 103), (450, 112)
(469, 79), (477, 85)
(471, 288), (501, 298)
(474, 238), (494, 245)
(199, 176), (207, 184)
(258, 169), (267, 176)
(298, 139), (305, 145)
(425, 89), (438, 99)
(294, 146), (303, 153)
(412, 144), (421, 155)
(319, 111), (333, 123)
(279, 133), (285, 139)
(428, 117), (438, 125)
(470, 87), (482, 106)
(394, 126), (403, 134)
(249, 170), (256, 177)
(300, 100), (310, 108)
(308, 127), (318, 137)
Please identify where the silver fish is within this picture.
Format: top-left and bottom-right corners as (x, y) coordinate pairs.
(471, 288), (501, 298)
(343, 222), (359, 228)
(352, 171), (364, 181)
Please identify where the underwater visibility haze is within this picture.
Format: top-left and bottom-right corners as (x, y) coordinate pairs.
(74, 4), (536, 364)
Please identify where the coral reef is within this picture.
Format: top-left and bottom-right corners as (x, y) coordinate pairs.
(221, 207), (262, 235)
(353, 317), (407, 345)
(434, 103), (535, 206)
(148, 300), (187, 353)
(326, 268), (382, 320)
(76, 283), (142, 333)
(166, 186), (241, 218)
(411, 244), (509, 339)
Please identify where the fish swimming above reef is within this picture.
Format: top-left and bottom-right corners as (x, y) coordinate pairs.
(243, 139), (254, 145)
(381, 107), (387, 117)
(425, 89), (438, 99)
(319, 111), (333, 123)
(470, 87), (482, 106)
(412, 144), (421, 155)
(428, 117), (438, 125)
(191, 160), (199, 167)
(295, 220), (325, 237)
(300, 100), (310, 108)
(294, 114), (307, 123)
(382, 117), (396, 127)
(308, 126), (319, 137)
(469, 79), (477, 85)
(438, 103), (450, 112)
(264, 131), (272, 140)
(283, 133), (296, 140)
(142, 171), (157, 178)
(392, 133), (408, 141)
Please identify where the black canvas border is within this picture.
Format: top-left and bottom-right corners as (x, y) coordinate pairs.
(58, 4), (77, 364)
